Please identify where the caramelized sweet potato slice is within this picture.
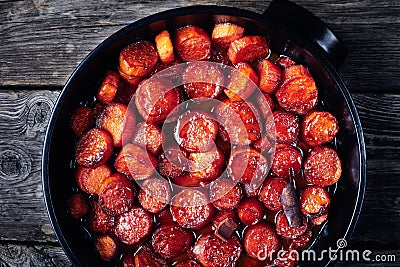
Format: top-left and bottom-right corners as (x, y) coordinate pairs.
(75, 128), (114, 168)
(75, 164), (112, 195)
(119, 40), (158, 77)
(227, 35), (269, 64)
(212, 22), (245, 49)
(70, 106), (94, 137)
(67, 192), (89, 219)
(94, 235), (118, 261)
(174, 25), (211, 62)
(255, 59), (282, 94)
(155, 30), (175, 64)
(225, 62), (259, 101)
(97, 70), (120, 103)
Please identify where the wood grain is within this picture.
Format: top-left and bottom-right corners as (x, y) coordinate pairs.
(0, 90), (59, 243)
(0, 243), (70, 267)
(1, 0), (399, 93)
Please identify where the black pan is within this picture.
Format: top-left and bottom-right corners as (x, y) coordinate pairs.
(42, 0), (366, 266)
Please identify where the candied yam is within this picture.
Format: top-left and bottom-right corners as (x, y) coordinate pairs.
(75, 128), (114, 168)
(97, 70), (120, 103)
(212, 23), (245, 49)
(227, 36), (269, 64)
(174, 25), (211, 62)
(119, 40), (158, 77)
(255, 59), (282, 94)
(114, 143), (157, 180)
(70, 106), (94, 137)
(225, 62), (259, 101)
(303, 146), (342, 187)
(155, 30), (175, 64)
(75, 164), (112, 195)
(67, 192), (89, 219)
(275, 76), (318, 115)
(94, 235), (118, 261)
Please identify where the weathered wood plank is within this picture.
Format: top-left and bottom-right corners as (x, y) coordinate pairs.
(0, 90), (59, 243)
(0, 0), (399, 93)
(0, 243), (71, 267)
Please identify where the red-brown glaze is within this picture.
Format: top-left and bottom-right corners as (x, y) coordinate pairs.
(273, 110), (300, 144)
(155, 206), (175, 226)
(275, 249), (298, 267)
(138, 177), (171, 214)
(97, 70), (120, 103)
(70, 106), (94, 137)
(255, 59), (282, 94)
(75, 128), (114, 168)
(227, 147), (269, 184)
(176, 111), (218, 153)
(225, 62), (259, 101)
(114, 78), (138, 104)
(275, 76), (318, 115)
(282, 65), (311, 82)
(252, 134), (274, 155)
(311, 213), (328, 226)
(210, 178), (242, 210)
(158, 146), (188, 179)
(152, 224), (194, 258)
(75, 164), (112, 195)
(99, 173), (135, 216)
(114, 206), (153, 245)
(243, 182), (263, 198)
(289, 229), (312, 250)
(301, 111), (339, 147)
(209, 44), (230, 64)
(275, 57), (296, 69)
(114, 143), (157, 180)
(97, 103), (135, 147)
(118, 69), (143, 87)
(155, 30), (175, 64)
(131, 122), (163, 155)
(212, 23), (245, 49)
(300, 186), (331, 218)
(87, 200), (115, 233)
(135, 78), (181, 123)
(94, 234), (118, 262)
(271, 145), (302, 178)
(216, 99), (261, 145)
(93, 102), (108, 118)
(119, 40), (158, 77)
(189, 147), (225, 182)
(67, 192), (89, 219)
(227, 36), (269, 65)
(183, 61), (224, 99)
(259, 177), (289, 212)
(212, 209), (240, 231)
(175, 260), (202, 267)
(275, 211), (308, 239)
(256, 93), (275, 119)
(192, 234), (242, 267)
(122, 247), (167, 267)
(174, 25), (211, 62)
(237, 197), (264, 226)
(170, 189), (214, 229)
(172, 173), (205, 187)
(303, 146), (342, 187)
(244, 222), (280, 260)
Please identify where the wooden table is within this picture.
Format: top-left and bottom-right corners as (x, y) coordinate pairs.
(0, 0), (398, 266)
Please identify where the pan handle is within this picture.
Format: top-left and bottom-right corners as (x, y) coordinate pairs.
(264, 0), (347, 70)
